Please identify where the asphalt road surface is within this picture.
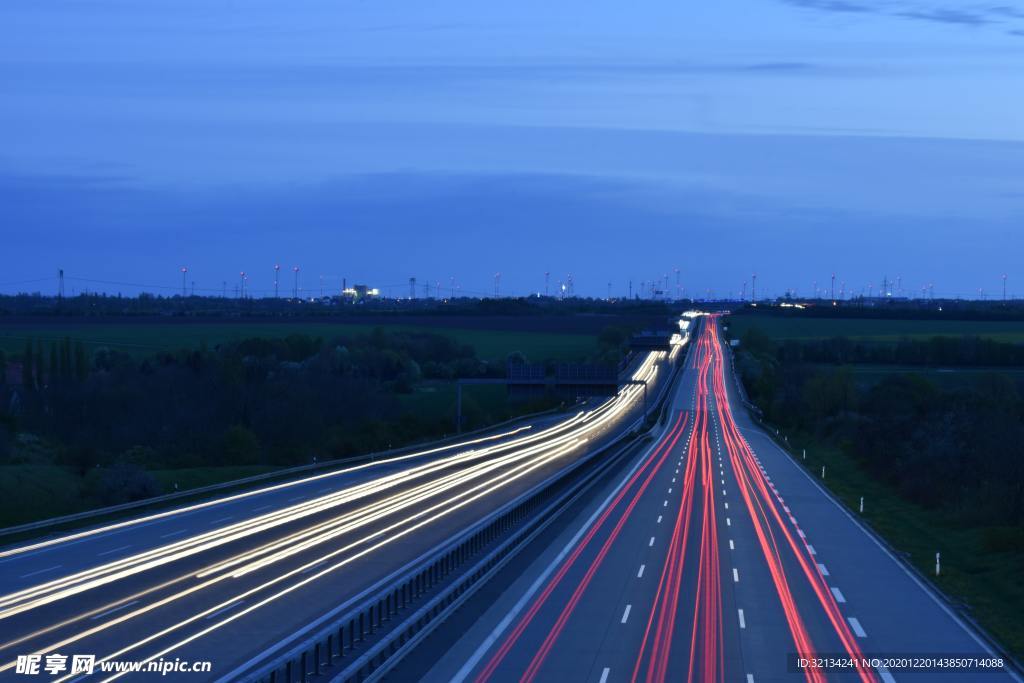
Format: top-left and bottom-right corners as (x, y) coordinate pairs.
(414, 315), (1020, 683)
(0, 348), (678, 682)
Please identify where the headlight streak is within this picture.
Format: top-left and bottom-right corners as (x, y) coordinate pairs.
(0, 426), (536, 561)
(0, 414), (597, 618)
(2, 352), (666, 678)
(58, 440), (589, 683)
(5, 438), (585, 679)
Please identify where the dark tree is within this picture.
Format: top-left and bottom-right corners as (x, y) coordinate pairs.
(22, 340), (34, 390)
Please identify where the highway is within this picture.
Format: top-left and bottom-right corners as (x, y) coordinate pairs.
(0, 346), (679, 682)
(414, 315), (1021, 683)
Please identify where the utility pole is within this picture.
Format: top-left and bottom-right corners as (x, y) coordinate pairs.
(831, 273), (836, 302)
(494, 272), (501, 297)
(544, 272), (550, 297)
(751, 273), (757, 302)
(293, 266), (299, 298)
(1003, 274), (1008, 302)
(240, 271), (246, 299)
(58, 269), (65, 299)
(409, 277), (416, 300)
(274, 264), (280, 298)
(181, 267), (187, 296)
(607, 282), (612, 300)
(675, 268), (681, 299)
(629, 279), (633, 299)
(319, 275), (324, 298)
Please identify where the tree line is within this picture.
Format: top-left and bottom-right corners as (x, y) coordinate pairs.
(735, 328), (1024, 527)
(0, 329), (555, 507)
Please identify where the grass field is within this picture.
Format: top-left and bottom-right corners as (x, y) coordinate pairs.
(727, 315), (1024, 343)
(808, 364), (1024, 388)
(0, 322), (598, 362)
(779, 434), (1024, 659)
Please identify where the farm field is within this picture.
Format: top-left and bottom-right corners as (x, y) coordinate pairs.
(727, 314), (1024, 343)
(0, 321), (599, 362)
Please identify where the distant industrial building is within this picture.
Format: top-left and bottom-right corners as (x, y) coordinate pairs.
(342, 284), (380, 301)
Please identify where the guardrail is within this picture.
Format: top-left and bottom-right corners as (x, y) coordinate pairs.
(235, 339), (692, 683)
(719, 324), (1024, 681)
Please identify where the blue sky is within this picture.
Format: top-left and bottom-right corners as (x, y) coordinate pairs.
(2, 0), (1023, 299)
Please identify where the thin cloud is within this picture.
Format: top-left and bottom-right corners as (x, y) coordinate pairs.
(897, 8), (993, 24)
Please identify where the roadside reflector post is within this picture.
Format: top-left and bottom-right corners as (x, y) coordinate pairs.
(936, 552), (941, 576)
(859, 496), (864, 513)
(821, 465), (826, 479)
(802, 449), (806, 460)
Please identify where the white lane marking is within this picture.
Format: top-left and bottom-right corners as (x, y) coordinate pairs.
(806, 544), (816, 555)
(789, 516), (797, 525)
(637, 564), (645, 578)
(721, 478), (725, 485)
(747, 676), (755, 683)
(205, 599), (245, 620)
(97, 544), (132, 557)
(19, 564), (62, 579)
(729, 540), (735, 550)
(160, 529), (188, 539)
(746, 426), (1023, 681)
(210, 516), (234, 526)
(317, 486), (334, 494)
(672, 478), (676, 483)
(657, 515), (663, 524)
(450, 428), (665, 683)
(738, 609), (746, 629)
(877, 665), (896, 683)
(663, 500), (668, 507)
(797, 529), (806, 539)
(726, 518), (731, 527)
(724, 502), (729, 510)
(733, 568), (739, 583)
(599, 668), (610, 683)
(649, 536), (655, 547)
(287, 495), (305, 502)
(621, 604), (632, 624)
(817, 563), (830, 576)
(90, 599), (139, 620)
(722, 489), (726, 496)
(783, 506), (791, 513)
(300, 559), (328, 575)
(668, 488), (673, 494)
(848, 617), (867, 637)
(831, 587), (846, 603)
(253, 504), (273, 512)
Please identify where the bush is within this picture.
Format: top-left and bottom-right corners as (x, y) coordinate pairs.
(86, 462), (160, 505)
(221, 425), (262, 466)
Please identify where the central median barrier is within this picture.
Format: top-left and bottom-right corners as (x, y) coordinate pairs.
(227, 331), (693, 683)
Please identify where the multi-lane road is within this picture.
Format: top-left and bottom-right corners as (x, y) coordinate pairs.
(416, 316), (1020, 683)
(1, 314), (1019, 682)
(0, 347), (676, 681)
